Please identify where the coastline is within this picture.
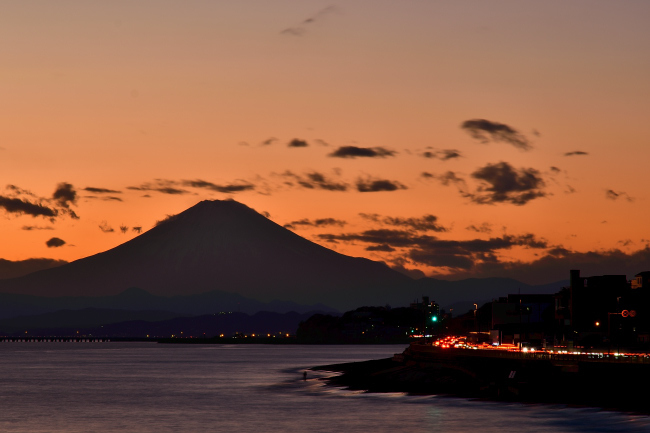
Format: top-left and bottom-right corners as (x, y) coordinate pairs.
(312, 344), (650, 414)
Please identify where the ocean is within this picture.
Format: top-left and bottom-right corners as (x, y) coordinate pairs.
(0, 342), (648, 432)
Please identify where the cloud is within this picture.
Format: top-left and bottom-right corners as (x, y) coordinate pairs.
(329, 146), (396, 158)
(280, 5), (338, 36)
(98, 221), (114, 233)
(447, 246), (650, 285)
(127, 179), (191, 195)
(564, 151), (589, 156)
(0, 258), (68, 279)
(314, 139), (330, 147)
(550, 166), (561, 173)
(287, 138), (309, 148)
(461, 119), (532, 151)
(119, 225), (129, 234)
(182, 179), (255, 194)
(317, 230), (549, 271)
(284, 218), (347, 230)
(605, 189), (634, 202)
(468, 162), (546, 205)
(132, 226), (142, 234)
(377, 215), (448, 232)
(282, 171), (349, 191)
(356, 178), (407, 193)
(365, 244), (395, 252)
(2, 183), (81, 220)
(437, 171), (467, 187)
(421, 149), (462, 161)
(83, 187), (122, 194)
(466, 223), (493, 234)
(0, 196), (58, 218)
(46, 237), (66, 248)
(21, 225), (55, 231)
(52, 183), (77, 208)
(261, 137), (278, 146)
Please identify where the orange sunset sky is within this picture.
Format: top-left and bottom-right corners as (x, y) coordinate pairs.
(1, 1), (649, 284)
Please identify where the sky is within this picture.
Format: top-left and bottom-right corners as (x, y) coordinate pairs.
(1, 1), (650, 284)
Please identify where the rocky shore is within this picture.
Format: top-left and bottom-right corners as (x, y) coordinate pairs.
(312, 344), (650, 414)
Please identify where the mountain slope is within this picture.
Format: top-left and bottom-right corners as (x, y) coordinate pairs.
(0, 200), (413, 310)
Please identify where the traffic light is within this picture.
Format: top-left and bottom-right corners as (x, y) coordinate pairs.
(431, 315), (438, 322)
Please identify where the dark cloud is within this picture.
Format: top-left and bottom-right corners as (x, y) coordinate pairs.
(284, 218), (346, 230)
(317, 230), (549, 272)
(564, 151), (589, 156)
(52, 183), (77, 208)
(421, 149), (462, 161)
(127, 183), (190, 195)
(365, 244), (395, 252)
(381, 215), (447, 232)
(132, 226), (142, 234)
(605, 189), (634, 202)
(287, 139), (309, 148)
(420, 172), (435, 179)
(0, 258), (68, 279)
(21, 225), (54, 231)
(282, 171), (348, 191)
(0, 196), (58, 218)
(119, 225), (129, 234)
(550, 166), (561, 173)
(98, 221), (114, 233)
(83, 187), (122, 194)
(182, 179), (255, 194)
(447, 246), (650, 285)
(356, 178), (407, 193)
(2, 183), (80, 220)
(468, 162), (546, 205)
(329, 146), (396, 158)
(46, 237), (66, 248)
(461, 119), (532, 151)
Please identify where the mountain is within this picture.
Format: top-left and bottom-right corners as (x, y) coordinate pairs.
(0, 287), (338, 320)
(0, 200), (414, 311)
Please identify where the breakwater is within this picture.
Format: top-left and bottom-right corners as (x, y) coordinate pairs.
(314, 343), (650, 413)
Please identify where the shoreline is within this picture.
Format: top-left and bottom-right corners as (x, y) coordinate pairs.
(312, 345), (650, 415)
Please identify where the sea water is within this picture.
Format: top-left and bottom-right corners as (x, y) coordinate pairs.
(0, 342), (648, 433)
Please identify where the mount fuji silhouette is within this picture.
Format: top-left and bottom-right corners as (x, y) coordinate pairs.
(0, 200), (415, 310)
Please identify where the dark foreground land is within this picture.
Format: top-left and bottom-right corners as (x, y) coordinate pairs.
(312, 345), (650, 414)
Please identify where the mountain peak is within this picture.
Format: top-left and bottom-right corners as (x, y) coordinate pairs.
(0, 199), (412, 310)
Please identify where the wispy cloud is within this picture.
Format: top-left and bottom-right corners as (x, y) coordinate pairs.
(564, 151), (589, 156)
(280, 6), (338, 36)
(421, 149), (462, 161)
(283, 217), (347, 230)
(605, 189), (634, 202)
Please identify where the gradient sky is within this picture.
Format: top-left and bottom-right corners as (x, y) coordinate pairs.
(2, 1), (649, 284)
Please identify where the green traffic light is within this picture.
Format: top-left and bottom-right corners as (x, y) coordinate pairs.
(431, 316), (438, 322)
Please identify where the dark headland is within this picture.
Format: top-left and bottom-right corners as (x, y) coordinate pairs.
(313, 342), (650, 414)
